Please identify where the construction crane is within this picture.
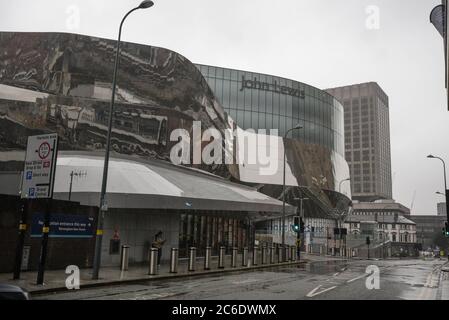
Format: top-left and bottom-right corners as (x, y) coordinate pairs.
(410, 190), (417, 213)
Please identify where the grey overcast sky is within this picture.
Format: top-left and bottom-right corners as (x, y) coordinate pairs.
(0, 0), (448, 215)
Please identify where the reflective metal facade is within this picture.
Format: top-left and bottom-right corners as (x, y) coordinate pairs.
(0, 31), (351, 219)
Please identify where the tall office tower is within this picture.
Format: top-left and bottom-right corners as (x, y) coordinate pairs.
(437, 202), (447, 216)
(326, 82), (392, 201)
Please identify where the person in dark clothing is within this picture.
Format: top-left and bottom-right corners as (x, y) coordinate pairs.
(152, 231), (166, 265)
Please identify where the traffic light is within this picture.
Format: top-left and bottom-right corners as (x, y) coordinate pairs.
(292, 216), (300, 233)
(444, 222), (449, 237)
(300, 217), (305, 233)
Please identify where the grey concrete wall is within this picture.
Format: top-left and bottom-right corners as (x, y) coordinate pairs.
(101, 210), (180, 267)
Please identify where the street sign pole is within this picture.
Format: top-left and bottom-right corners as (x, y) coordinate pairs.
(18, 133), (59, 285)
(36, 199), (51, 285)
(12, 199), (28, 279)
(36, 135), (58, 285)
(445, 188), (449, 260)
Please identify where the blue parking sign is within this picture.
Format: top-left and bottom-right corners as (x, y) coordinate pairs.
(26, 171), (32, 180)
(29, 188), (35, 197)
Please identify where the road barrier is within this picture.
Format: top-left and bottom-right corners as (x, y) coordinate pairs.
(218, 246), (225, 269)
(261, 245), (266, 264)
(149, 248), (158, 275)
(231, 247), (238, 268)
(170, 248), (178, 273)
(270, 245), (275, 264)
(204, 246), (211, 270)
(188, 247), (196, 272)
(252, 246), (259, 266)
(120, 245), (130, 271)
(242, 247), (248, 267)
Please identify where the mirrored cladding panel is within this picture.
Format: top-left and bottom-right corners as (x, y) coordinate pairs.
(0, 31), (351, 216)
(0, 31), (232, 178)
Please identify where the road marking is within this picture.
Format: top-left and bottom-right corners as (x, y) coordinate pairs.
(347, 274), (367, 283)
(231, 278), (258, 285)
(333, 272), (340, 277)
(306, 285), (337, 298)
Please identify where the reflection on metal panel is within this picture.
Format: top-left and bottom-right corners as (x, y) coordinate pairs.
(0, 31), (351, 216)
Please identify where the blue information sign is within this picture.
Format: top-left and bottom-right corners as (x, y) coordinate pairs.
(31, 213), (94, 238)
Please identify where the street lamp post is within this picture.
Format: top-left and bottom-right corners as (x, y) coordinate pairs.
(281, 124), (303, 262)
(339, 177), (351, 194)
(92, 0), (154, 280)
(427, 154), (449, 261)
(336, 178), (350, 255)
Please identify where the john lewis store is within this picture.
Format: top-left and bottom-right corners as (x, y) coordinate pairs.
(0, 31), (350, 267)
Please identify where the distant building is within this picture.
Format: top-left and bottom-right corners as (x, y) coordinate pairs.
(326, 82), (393, 201)
(409, 215), (446, 250)
(345, 200), (416, 244)
(351, 199), (410, 217)
(437, 202), (447, 217)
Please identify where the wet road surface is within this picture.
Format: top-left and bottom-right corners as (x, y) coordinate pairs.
(36, 258), (449, 300)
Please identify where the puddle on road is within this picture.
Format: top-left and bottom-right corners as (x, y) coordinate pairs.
(305, 261), (349, 275)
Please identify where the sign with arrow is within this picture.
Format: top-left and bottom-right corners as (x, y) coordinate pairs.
(30, 213), (94, 238)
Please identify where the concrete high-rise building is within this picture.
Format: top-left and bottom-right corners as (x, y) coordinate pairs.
(437, 202), (447, 216)
(326, 82), (393, 201)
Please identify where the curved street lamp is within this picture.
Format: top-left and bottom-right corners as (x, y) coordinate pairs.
(427, 154), (447, 192)
(92, 0), (155, 280)
(427, 154), (449, 261)
(281, 124), (303, 261)
(338, 177), (351, 194)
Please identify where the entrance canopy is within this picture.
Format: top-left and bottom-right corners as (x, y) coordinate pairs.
(51, 151), (296, 216)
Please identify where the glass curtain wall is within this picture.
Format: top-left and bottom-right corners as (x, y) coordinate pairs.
(196, 64), (345, 157)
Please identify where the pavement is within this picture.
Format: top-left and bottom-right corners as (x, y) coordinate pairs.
(33, 257), (449, 300)
(0, 252), (345, 295)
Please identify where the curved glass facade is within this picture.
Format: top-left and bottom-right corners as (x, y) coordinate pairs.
(196, 64), (345, 156)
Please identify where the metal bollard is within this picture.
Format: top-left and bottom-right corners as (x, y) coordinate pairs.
(204, 246), (212, 270)
(170, 248), (178, 273)
(261, 245), (266, 264)
(218, 246), (225, 269)
(252, 246), (258, 266)
(149, 248), (158, 275)
(270, 245), (275, 264)
(284, 245), (289, 262)
(188, 247), (197, 271)
(231, 247), (238, 268)
(120, 245), (130, 271)
(242, 247), (248, 267)
(291, 246), (295, 261)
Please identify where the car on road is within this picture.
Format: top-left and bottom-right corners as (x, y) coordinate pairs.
(0, 284), (31, 300)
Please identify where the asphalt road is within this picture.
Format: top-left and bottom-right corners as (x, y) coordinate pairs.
(36, 258), (449, 300)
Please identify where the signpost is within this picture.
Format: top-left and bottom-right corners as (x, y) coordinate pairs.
(21, 133), (58, 199)
(15, 133), (59, 284)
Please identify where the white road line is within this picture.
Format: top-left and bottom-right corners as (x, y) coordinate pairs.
(306, 285), (337, 298)
(346, 274), (367, 283)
